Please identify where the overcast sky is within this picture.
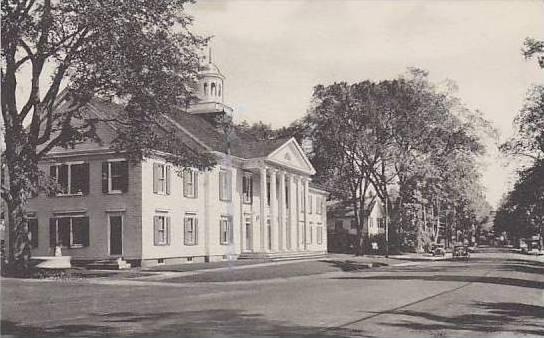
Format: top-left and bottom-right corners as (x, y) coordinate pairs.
(188, 0), (544, 207)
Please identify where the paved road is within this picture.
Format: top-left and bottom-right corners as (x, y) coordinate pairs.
(2, 251), (543, 337)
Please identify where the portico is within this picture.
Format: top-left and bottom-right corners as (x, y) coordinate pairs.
(239, 138), (327, 257)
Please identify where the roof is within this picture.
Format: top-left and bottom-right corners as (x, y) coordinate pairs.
(57, 97), (296, 161)
(199, 62), (224, 79)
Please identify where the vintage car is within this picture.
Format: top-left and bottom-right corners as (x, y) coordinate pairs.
(452, 245), (470, 260)
(430, 243), (446, 257)
(520, 238), (542, 255)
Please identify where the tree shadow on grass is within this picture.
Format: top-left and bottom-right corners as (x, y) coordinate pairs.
(1, 309), (374, 338)
(334, 274), (544, 289)
(375, 301), (544, 336)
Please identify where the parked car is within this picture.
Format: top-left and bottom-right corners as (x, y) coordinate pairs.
(453, 245), (470, 260)
(520, 238), (542, 255)
(430, 243), (446, 257)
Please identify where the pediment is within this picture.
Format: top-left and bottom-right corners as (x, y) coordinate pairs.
(267, 138), (316, 175)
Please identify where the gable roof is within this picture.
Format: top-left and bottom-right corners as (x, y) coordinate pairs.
(47, 98), (309, 163)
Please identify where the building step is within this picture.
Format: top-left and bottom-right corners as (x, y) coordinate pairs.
(85, 258), (131, 270)
(239, 251), (327, 262)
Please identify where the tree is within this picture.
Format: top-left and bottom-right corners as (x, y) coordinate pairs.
(1, 0), (215, 273)
(305, 70), (490, 254)
(496, 38), (544, 246)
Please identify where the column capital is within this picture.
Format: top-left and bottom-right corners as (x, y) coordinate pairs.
(268, 167), (278, 175)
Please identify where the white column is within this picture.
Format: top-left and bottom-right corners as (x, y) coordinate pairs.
(259, 166), (267, 252)
(270, 169), (278, 252)
(278, 171), (286, 251)
(303, 178), (309, 251)
(294, 176), (301, 250)
(288, 174), (297, 251)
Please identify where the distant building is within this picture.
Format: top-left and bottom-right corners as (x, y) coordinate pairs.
(14, 57), (327, 267)
(327, 198), (386, 253)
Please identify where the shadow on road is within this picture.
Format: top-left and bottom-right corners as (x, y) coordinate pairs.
(374, 301), (544, 336)
(320, 260), (387, 272)
(1, 309), (375, 338)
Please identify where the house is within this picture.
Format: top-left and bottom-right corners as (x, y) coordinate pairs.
(326, 198), (385, 253)
(19, 57), (328, 267)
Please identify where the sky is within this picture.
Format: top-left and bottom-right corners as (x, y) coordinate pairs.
(188, 0), (544, 208)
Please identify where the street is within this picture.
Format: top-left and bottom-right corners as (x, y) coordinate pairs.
(2, 250), (543, 337)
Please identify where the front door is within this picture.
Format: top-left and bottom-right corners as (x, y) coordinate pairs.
(109, 215), (123, 256)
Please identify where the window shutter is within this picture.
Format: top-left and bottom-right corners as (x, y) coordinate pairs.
(81, 163), (90, 195)
(227, 171), (232, 200)
(121, 161), (129, 193)
(153, 163), (159, 193)
(183, 218), (188, 245)
(49, 166), (57, 196)
(153, 216), (159, 245)
(166, 217), (171, 245)
(194, 218), (198, 244)
(194, 172), (199, 198)
(165, 166), (171, 195)
(81, 216), (90, 247)
(218, 171), (224, 200)
(49, 218), (56, 247)
(29, 219), (38, 248)
(102, 162), (109, 193)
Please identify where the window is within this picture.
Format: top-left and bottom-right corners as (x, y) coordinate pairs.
(184, 214), (198, 245)
(28, 218), (38, 248)
(220, 216), (233, 245)
(309, 224), (313, 244)
(153, 215), (170, 245)
(183, 169), (198, 198)
(316, 196), (322, 214)
(102, 160), (128, 194)
(242, 173), (253, 204)
(317, 226), (323, 245)
(369, 218), (374, 228)
(219, 169), (232, 201)
(350, 219), (357, 229)
(377, 218), (385, 229)
(211, 82), (216, 96)
(309, 195), (313, 214)
(50, 162), (89, 195)
(203, 83), (208, 96)
(49, 216), (89, 248)
(153, 163), (171, 195)
(218, 84), (222, 97)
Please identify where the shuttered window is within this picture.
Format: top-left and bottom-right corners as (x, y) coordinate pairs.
(219, 169), (232, 201)
(153, 215), (170, 246)
(184, 214), (198, 245)
(48, 216), (89, 248)
(49, 162), (89, 195)
(242, 173), (253, 204)
(102, 160), (128, 193)
(153, 163), (170, 195)
(219, 216), (232, 245)
(183, 169), (198, 198)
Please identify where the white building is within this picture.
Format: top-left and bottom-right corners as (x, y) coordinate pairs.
(22, 58), (328, 267)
